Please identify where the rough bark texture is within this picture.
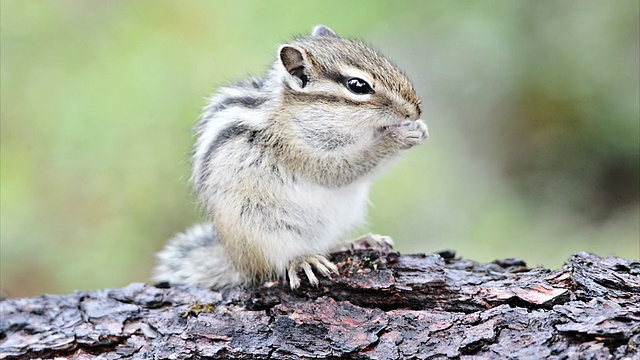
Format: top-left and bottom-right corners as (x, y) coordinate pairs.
(1, 250), (639, 359)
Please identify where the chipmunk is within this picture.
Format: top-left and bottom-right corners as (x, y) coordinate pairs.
(153, 25), (428, 290)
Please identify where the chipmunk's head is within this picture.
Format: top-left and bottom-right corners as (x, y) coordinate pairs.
(275, 25), (422, 135)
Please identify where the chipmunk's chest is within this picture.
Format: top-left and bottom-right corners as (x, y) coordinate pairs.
(284, 179), (371, 246)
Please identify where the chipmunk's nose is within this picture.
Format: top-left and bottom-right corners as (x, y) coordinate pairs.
(414, 105), (422, 119)
(403, 104), (422, 120)
(401, 109), (421, 121)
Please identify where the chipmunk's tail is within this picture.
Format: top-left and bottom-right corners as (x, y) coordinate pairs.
(153, 223), (244, 289)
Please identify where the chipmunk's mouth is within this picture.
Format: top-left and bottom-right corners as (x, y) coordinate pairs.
(380, 124), (402, 131)
(380, 120), (412, 131)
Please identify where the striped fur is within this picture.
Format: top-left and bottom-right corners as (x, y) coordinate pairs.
(154, 25), (428, 289)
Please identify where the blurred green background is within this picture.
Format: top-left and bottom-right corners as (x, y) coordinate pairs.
(1, 1), (638, 297)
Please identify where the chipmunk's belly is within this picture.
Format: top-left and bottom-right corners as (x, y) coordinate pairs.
(261, 178), (371, 272)
(294, 179), (370, 245)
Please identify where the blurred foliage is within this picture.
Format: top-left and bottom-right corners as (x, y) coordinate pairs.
(1, 0), (638, 297)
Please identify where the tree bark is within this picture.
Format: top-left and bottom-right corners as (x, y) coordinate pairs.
(1, 250), (639, 359)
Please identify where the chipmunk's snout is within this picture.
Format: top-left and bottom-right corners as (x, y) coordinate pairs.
(397, 102), (421, 121)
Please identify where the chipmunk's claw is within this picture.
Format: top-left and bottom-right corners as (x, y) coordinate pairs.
(349, 233), (394, 252)
(288, 254), (339, 289)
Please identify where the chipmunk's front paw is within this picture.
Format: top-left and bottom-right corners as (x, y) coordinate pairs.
(287, 254), (339, 289)
(387, 119), (429, 149)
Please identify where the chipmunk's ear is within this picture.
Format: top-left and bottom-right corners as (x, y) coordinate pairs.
(312, 25), (338, 38)
(279, 45), (310, 88)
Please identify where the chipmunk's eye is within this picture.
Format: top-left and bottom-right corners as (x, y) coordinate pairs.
(345, 77), (374, 95)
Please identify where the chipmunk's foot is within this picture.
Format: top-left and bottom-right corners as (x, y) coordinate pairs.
(287, 254), (339, 289)
(347, 233), (395, 252)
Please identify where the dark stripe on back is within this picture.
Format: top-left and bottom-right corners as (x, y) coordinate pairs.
(209, 95), (268, 114)
(196, 123), (261, 192)
(235, 77), (266, 90)
(197, 94), (268, 132)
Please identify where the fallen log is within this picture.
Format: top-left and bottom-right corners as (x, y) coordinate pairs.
(1, 251), (639, 359)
